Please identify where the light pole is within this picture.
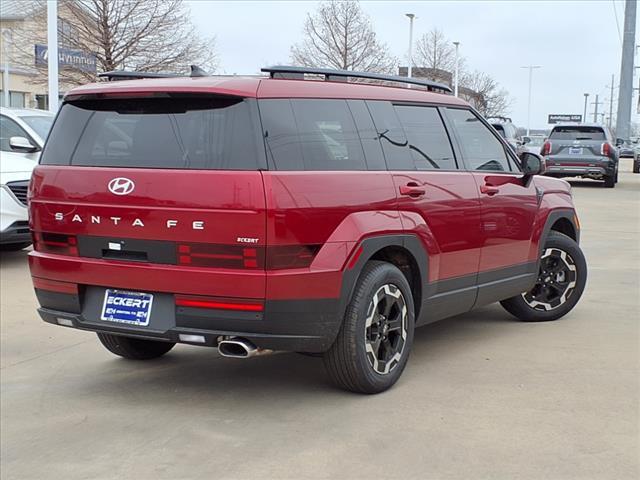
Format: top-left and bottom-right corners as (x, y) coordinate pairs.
(405, 14), (415, 78)
(453, 41), (460, 97)
(521, 65), (541, 136)
(46, 0), (59, 112)
(583, 93), (589, 123)
(2, 29), (11, 107)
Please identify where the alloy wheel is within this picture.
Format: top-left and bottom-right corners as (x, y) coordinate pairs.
(522, 247), (577, 311)
(364, 284), (408, 375)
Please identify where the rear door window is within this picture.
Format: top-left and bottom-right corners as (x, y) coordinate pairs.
(40, 96), (263, 170)
(446, 108), (514, 172)
(549, 126), (605, 140)
(393, 105), (457, 170)
(260, 99), (367, 171)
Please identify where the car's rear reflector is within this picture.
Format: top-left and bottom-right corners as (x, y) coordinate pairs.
(541, 141), (552, 156)
(33, 232), (78, 256)
(175, 295), (264, 312)
(32, 277), (79, 294)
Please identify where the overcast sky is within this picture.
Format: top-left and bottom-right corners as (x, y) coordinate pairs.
(186, 0), (638, 130)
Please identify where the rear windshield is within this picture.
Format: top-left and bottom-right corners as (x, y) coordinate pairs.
(40, 96), (261, 170)
(549, 126), (605, 141)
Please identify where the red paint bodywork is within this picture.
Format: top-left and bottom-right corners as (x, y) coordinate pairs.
(29, 76), (576, 316)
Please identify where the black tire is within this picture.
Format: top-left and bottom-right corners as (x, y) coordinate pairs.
(633, 161), (640, 174)
(603, 173), (615, 188)
(500, 231), (587, 322)
(0, 242), (31, 251)
(97, 333), (175, 360)
(323, 261), (415, 394)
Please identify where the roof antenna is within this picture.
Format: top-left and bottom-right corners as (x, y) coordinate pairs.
(190, 65), (208, 77)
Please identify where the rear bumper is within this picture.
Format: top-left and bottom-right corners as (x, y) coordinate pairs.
(544, 157), (616, 178)
(32, 275), (342, 353)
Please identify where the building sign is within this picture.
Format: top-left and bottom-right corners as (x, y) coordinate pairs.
(548, 114), (582, 124)
(35, 44), (97, 73)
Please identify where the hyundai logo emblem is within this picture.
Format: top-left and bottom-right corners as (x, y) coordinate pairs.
(108, 177), (135, 196)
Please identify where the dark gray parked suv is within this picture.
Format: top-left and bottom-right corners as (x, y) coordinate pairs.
(541, 124), (620, 188)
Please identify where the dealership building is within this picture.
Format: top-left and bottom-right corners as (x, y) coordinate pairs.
(1, 0), (96, 109)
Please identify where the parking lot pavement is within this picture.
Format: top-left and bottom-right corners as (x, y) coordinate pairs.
(1, 159), (638, 480)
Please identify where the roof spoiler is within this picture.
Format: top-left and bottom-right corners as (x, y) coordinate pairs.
(98, 65), (208, 81)
(261, 65), (452, 94)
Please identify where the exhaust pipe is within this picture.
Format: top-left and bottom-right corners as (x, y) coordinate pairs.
(217, 337), (272, 358)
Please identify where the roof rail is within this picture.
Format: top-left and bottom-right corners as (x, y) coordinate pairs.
(99, 65), (208, 81)
(261, 65), (453, 94)
(487, 116), (513, 123)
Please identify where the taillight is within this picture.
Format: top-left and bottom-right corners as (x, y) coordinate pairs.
(176, 243), (321, 270)
(175, 295), (263, 312)
(541, 141), (552, 156)
(601, 142), (612, 157)
(33, 232), (78, 256)
(266, 245), (321, 270)
(177, 243), (265, 269)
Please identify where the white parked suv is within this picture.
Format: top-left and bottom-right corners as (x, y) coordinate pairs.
(0, 108), (54, 251)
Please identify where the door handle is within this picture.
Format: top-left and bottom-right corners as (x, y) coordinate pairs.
(399, 183), (426, 197)
(480, 184), (500, 196)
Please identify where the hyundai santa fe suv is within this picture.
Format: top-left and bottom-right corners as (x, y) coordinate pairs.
(28, 66), (587, 393)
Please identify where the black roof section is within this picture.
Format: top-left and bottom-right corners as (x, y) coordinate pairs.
(261, 65), (453, 94)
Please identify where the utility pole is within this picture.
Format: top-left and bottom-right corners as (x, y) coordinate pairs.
(615, 0), (636, 140)
(591, 94), (603, 123)
(46, 0), (59, 112)
(521, 65), (541, 136)
(608, 74), (615, 128)
(405, 14), (415, 78)
(453, 41), (460, 97)
(583, 93), (589, 123)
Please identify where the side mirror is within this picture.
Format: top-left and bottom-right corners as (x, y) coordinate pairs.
(615, 138), (625, 146)
(522, 136), (531, 145)
(520, 152), (546, 177)
(9, 136), (39, 153)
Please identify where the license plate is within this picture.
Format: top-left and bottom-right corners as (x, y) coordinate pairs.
(101, 289), (153, 326)
(569, 147), (583, 155)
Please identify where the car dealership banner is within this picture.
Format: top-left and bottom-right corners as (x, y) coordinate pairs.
(548, 114), (582, 124)
(35, 44), (97, 73)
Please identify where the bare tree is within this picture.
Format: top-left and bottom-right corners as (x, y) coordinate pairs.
(413, 28), (457, 75)
(460, 70), (512, 117)
(10, 0), (217, 86)
(290, 0), (396, 73)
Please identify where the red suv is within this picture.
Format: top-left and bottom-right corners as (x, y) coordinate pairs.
(28, 66), (587, 393)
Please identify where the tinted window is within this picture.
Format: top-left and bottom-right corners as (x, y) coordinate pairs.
(260, 99), (366, 171)
(366, 100), (413, 170)
(41, 96), (261, 170)
(0, 115), (30, 152)
(394, 105), (456, 170)
(447, 108), (513, 172)
(549, 126), (605, 140)
(347, 100), (386, 170)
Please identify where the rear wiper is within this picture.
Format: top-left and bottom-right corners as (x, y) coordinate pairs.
(574, 137), (594, 140)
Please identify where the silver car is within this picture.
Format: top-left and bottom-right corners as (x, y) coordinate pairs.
(0, 107), (55, 161)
